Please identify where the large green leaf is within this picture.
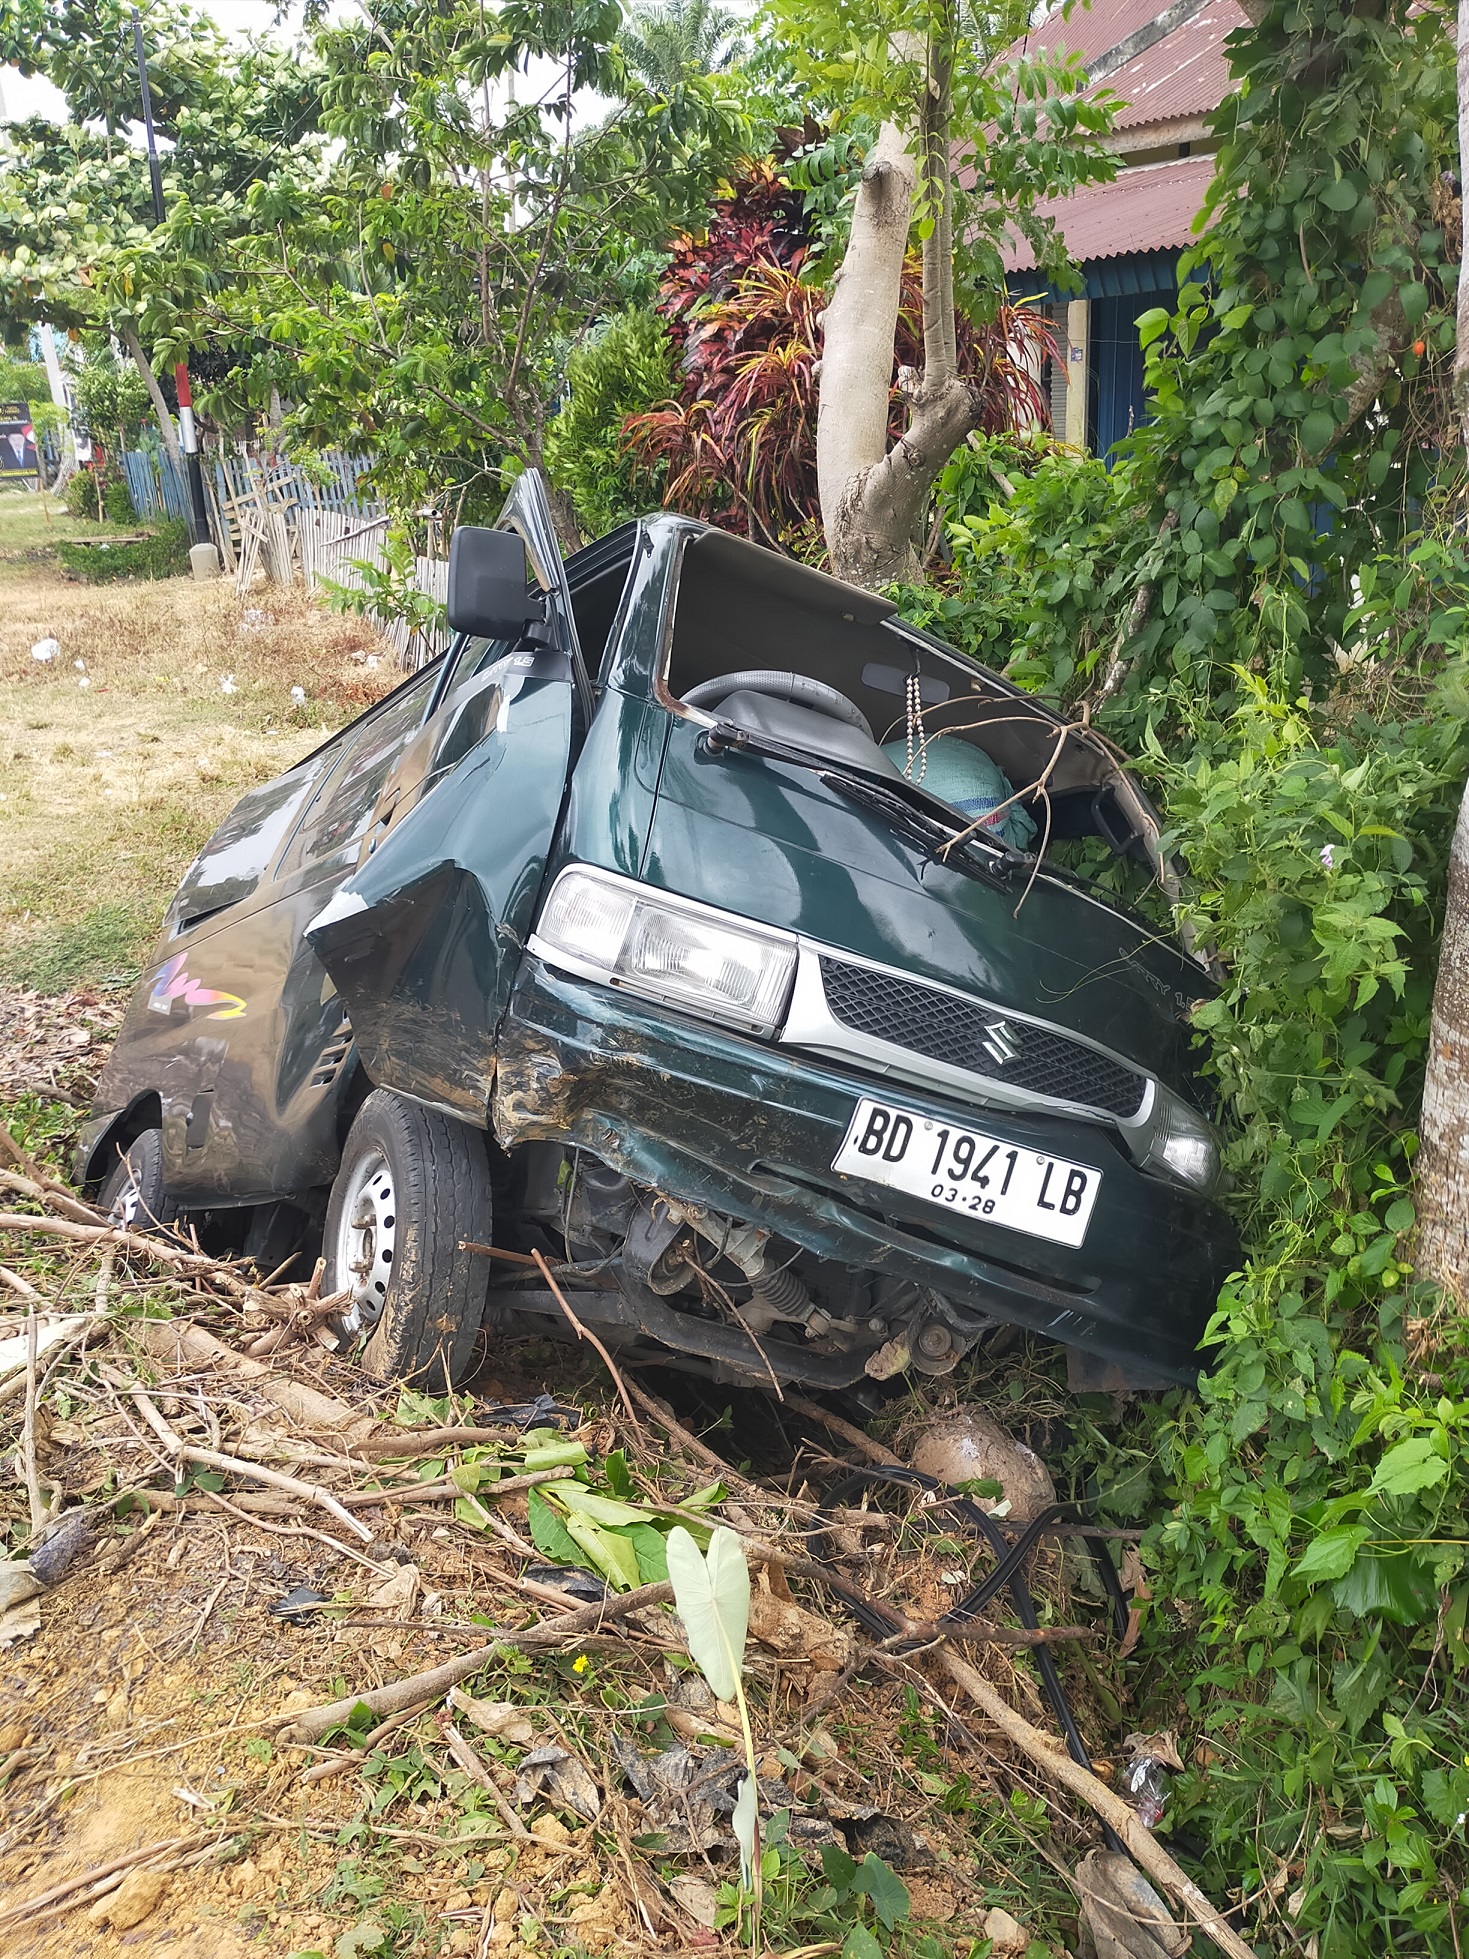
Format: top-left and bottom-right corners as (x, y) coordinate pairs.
(853, 1854), (910, 1931)
(559, 1485), (660, 1527)
(1368, 1437), (1447, 1498)
(564, 1513), (641, 1592)
(1293, 1523), (1368, 1582)
(665, 1524), (749, 1702)
(1332, 1551), (1436, 1626)
(526, 1486), (581, 1565)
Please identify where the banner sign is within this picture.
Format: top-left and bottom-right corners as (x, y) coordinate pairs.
(0, 403), (38, 481)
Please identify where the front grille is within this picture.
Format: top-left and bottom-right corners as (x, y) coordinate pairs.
(817, 957), (1148, 1120)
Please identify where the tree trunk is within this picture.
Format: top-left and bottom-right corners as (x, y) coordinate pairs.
(816, 108), (985, 589)
(1416, 780), (1469, 1297)
(1415, 0), (1469, 1301)
(816, 121), (914, 582)
(119, 321), (185, 486)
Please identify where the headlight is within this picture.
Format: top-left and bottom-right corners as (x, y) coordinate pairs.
(531, 867), (798, 1037)
(1137, 1085), (1220, 1193)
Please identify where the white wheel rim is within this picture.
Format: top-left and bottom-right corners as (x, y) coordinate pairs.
(107, 1159), (146, 1229)
(333, 1146), (397, 1333)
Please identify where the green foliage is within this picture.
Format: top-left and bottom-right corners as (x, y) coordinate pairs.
(716, 1815), (915, 1956)
(893, 0), (1469, 1949)
(620, 0), (748, 90)
(764, 0), (1119, 316)
(55, 521), (187, 583)
(73, 347), (150, 449)
(63, 463), (104, 520)
(322, 525), (442, 659)
(0, 354), (47, 407)
(894, 432), (1146, 689)
(544, 309), (674, 536)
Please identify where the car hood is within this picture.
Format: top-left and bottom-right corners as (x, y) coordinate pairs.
(642, 737), (1208, 1093)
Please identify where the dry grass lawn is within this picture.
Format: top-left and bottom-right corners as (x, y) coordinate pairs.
(0, 490), (398, 991)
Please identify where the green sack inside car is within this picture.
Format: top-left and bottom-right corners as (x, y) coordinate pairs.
(882, 736), (1038, 852)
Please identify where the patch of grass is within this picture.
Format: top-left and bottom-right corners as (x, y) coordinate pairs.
(0, 485), (123, 584)
(0, 494), (401, 993)
(55, 520), (190, 583)
(3, 897), (160, 991)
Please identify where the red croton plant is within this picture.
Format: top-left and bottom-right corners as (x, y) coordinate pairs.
(626, 156), (1056, 560)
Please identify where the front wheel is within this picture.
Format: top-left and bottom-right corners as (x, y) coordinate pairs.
(96, 1128), (178, 1233)
(324, 1089), (493, 1390)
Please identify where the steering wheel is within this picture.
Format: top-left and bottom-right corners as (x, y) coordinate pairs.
(682, 669), (875, 740)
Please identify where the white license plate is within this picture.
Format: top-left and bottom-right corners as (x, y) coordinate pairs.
(832, 1096), (1101, 1248)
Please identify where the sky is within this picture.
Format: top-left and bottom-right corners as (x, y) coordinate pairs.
(0, 2), (316, 124)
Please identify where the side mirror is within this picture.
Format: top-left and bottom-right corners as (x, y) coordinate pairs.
(446, 527), (544, 638)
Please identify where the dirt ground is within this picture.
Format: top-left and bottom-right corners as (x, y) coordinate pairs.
(0, 489), (397, 991)
(0, 993), (1113, 1959)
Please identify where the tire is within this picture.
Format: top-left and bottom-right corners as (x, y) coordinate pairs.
(96, 1128), (178, 1233)
(324, 1089), (493, 1390)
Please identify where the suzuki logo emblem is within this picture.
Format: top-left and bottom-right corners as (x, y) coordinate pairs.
(978, 1017), (1020, 1068)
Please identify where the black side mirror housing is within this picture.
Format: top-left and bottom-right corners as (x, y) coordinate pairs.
(447, 527), (545, 638)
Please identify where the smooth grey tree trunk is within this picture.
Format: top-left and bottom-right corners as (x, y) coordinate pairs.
(815, 96), (987, 588)
(119, 321), (186, 486)
(1413, 0), (1469, 1299)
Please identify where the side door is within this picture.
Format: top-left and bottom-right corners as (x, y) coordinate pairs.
(305, 472), (589, 1122)
(158, 664), (445, 1201)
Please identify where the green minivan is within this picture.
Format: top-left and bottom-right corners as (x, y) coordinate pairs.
(81, 473), (1236, 1393)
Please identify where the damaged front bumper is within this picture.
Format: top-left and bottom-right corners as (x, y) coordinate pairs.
(493, 959), (1236, 1386)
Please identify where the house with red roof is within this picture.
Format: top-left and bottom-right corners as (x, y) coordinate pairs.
(1002, 0), (1247, 453)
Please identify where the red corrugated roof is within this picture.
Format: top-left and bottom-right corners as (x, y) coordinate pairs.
(1009, 0), (1247, 132)
(1001, 152), (1217, 271)
(1107, 2), (1241, 128)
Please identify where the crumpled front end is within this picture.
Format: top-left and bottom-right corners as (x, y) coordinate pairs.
(494, 958), (1236, 1386)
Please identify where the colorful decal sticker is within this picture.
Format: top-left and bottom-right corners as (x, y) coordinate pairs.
(146, 953), (246, 1021)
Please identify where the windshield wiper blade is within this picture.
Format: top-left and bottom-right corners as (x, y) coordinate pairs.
(700, 719), (1023, 886)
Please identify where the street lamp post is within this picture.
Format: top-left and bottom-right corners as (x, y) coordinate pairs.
(130, 6), (214, 557)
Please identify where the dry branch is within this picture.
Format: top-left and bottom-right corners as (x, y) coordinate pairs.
(279, 1581), (675, 1743)
(128, 1384), (374, 1543)
(352, 1424), (562, 1459)
(0, 1832), (209, 1930)
(938, 1650), (1254, 1959)
(334, 1466), (575, 1509)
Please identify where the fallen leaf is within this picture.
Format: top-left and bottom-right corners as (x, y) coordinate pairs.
(669, 1874), (720, 1928)
(446, 1686), (534, 1747)
(514, 1743), (602, 1820)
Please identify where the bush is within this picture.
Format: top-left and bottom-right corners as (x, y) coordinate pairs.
(55, 521), (189, 582)
(63, 464), (104, 520)
(103, 476), (136, 524)
(63, 459), (135, 524)
(545, 310), (674, 539)
(890, 433), (1148, 692)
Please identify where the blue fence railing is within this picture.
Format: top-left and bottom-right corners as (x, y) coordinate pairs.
(120, 448), (188, 522)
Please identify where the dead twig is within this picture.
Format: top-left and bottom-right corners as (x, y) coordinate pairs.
(531, 1247), (642, 1434)
(279, 1580), (675, 1743)
(335, 1465), (575, 1509)
(0, 1832), (209, 1929)
(21, 1289), (43, 1538)
(442, 1721), (533, 1839)
(938, 1648), (1254, 1959)
(353, 1424), (568, 1460)
(127, 1384), (374, 1544)
(783, 1392), (902, 1467)
(624, 1376), (768, 1499)
(299, 1697), (438, 1785)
